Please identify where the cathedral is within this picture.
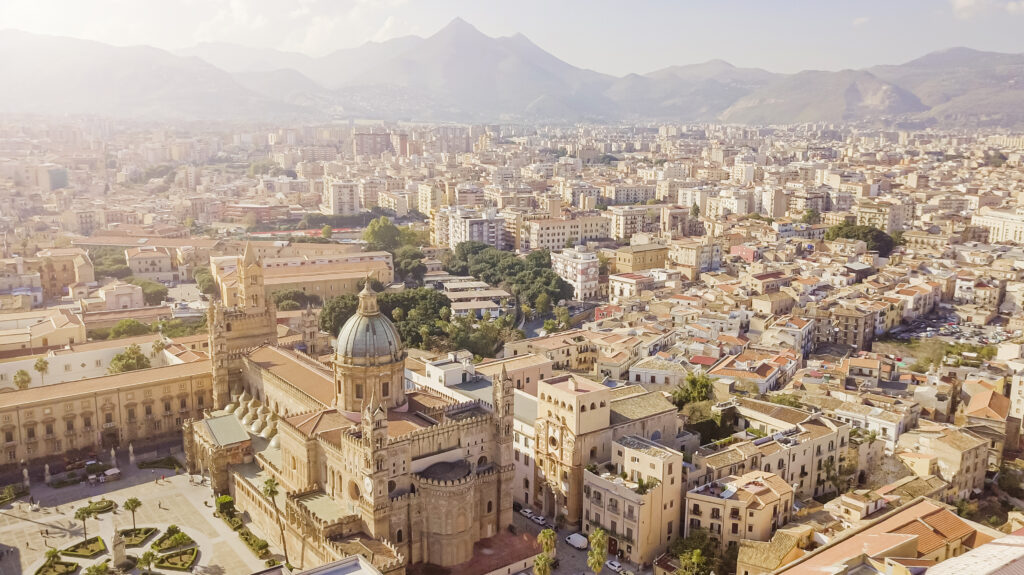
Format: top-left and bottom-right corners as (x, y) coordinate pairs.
(184, 245), (515, 572)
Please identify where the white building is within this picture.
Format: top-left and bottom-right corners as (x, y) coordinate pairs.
(321, 177), (360, 216)
(551, 247), (600, 300)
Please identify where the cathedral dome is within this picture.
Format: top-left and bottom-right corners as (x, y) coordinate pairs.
(336, 281), (403, 365)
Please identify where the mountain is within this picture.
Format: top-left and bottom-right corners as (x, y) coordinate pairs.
(870, 47), (1024, 125)
(340, 18), (617, 120)
(720, 70), (926, 124)
(0, 29), (298, 120)
(6, 21), (1024, 125)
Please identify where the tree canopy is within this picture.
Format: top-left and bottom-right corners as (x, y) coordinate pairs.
(126, 277), (168, 306)
(671, 372), (715, 407)
(271, 289), (322, 310)
(824, 223), (896, 257)
(108, 343), (152, 374)
(110, 319), (151, 339)
(444, 243), (573, 309)
(363, 216), (402, 252)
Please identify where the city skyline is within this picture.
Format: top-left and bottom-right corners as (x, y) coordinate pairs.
(4, 0), (1024, 76)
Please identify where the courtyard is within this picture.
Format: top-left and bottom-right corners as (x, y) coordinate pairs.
(0, 456), (278, 575)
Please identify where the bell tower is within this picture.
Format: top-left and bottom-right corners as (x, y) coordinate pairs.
(360, 396), (391, 537)
(237, 242), (264, 312)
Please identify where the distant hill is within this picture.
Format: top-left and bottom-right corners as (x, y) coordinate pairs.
(0, 30), (297, 120)
(5, 22), (1024, 125)
(720, 70), (927, 124)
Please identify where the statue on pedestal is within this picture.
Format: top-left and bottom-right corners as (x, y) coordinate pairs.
(128, 442), (135, 464)
(44, 464), (51, 484)
(110, 446), (117, 467)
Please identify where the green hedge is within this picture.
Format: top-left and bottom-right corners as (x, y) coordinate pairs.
(155, 547), (198, 572)
(84, 499), (115, 514)
(119, 527), (158, 547)
(137, 456), (183, 470)
(152, 525), (194, 552)
(62, 536), (106, 558)
(238, 527), (270, 558)
(34, 559), (80, 575)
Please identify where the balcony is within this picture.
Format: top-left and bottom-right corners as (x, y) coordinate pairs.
(690, 507), (702, 516)
(103, 422), (117, 429)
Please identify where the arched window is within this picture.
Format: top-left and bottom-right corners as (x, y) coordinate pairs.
(487, 501), (493, 513)
(591, 403), (597, 410)
(651, 430), (662, 441)
(396, 529), (403, 543)
(478, 456), (488, 466)
(581, 405), (587, 413)
(590, 447), (597, 460)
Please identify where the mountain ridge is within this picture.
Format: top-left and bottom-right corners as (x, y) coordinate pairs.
(4, 21), (1024, 125)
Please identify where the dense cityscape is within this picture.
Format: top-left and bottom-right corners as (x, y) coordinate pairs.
(5, 5), (1024, 575)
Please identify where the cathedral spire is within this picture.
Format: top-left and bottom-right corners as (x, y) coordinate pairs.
(242, 241), (258, 267)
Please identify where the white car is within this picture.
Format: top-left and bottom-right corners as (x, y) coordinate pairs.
(531, 514), (547, 525)
(605, 560), (623, 573)
(519, 508), (534, 518)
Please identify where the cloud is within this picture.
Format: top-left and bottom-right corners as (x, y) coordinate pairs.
(1007, 1), (1024, 12)
(852, 16), (870, 27)
(951, 0), (986, 18)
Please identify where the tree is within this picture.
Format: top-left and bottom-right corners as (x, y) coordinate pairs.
(127, 277), (168, 306)
(801, 209), (821, 224)
(45, 547), (61, 564)
(824, 224), (896, 257)
(671, 372), (715, 407)
(75, 506), (94, 542)
(33, 358), (49, 386)
(263, 477), (289, 565)
(85, 563), (109, 575)
(194, 267), (218, 296)
(123, 497), (142, 531)
(321, 224), (333, 239)
(392, 307), (405, 322)
(395, 245), (427, 284)
(538, 528), (557, 557)
(543, 319), (559, 333)
(364, 216), (402, 252)
(555, 306), (571, 329)
(110, 319), (151, 339)
(691, 203), (700, 217)
(139, 550), (157, 573)
(535, 293), (552, 316)
(533, 553), (554, 575)
(587, 528), (607, 575)
(13, 369), (31, 390)
(108, 344), (152, 374)
(676, 549), (712, 575)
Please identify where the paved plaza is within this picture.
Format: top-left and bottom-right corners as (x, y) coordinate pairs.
(0, 459), (278, 575)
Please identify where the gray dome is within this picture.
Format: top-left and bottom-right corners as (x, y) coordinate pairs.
(336, 282), (403, 365)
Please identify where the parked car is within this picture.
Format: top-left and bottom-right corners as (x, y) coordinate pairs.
(531, 514), (547, 525)
(519, 508), (534, 518)
(605, 560), (623, 573)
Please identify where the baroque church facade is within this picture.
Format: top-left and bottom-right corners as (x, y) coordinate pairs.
(184, 245), (515, 572)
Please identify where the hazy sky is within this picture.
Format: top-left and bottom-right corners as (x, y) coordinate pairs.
(4, 0), (1024, 75)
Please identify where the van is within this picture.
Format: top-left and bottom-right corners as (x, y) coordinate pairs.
(565, 533), (588, 550)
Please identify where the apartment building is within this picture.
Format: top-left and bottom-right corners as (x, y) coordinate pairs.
(896, 424), (988, 503)
(608, 205), (657, 240)
(603, 183), (656, 204)
(971, 207), (1024, 243)
(321, 177), (360, 216)
(533, 375), (682, 526)
(524, 214), (610, 252)
(685, 470), (793, 549)
(615, 244), (668, 274)
(125, 246), (179, 284)
(551, 246), (600, 300)
(582, 436), (684, 564)
(433, 206), (507, 251)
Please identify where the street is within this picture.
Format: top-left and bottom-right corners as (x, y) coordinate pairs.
(512, 513), (650, 575)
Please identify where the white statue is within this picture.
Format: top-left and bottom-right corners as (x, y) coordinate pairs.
(44, 464), (51, 483)
(22, 466), (29, 487)
(110, 446), (116, 466)
(128, 443), (136, 465)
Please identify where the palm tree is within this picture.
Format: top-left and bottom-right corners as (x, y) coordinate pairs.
(13, 369), (31, 390)
(587, 527), (607, 575)
(538, 528), (557, 558)
(75, 507), (93, 542)
(45, 547), (61, 565)
(139, 550), (156, 573)
(262, 477), (289, 565)
(85, 563), (109, 575)
(34, 358), (49, 386)
(123, 497), (142, 531)
(533, 553), (554, 575)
